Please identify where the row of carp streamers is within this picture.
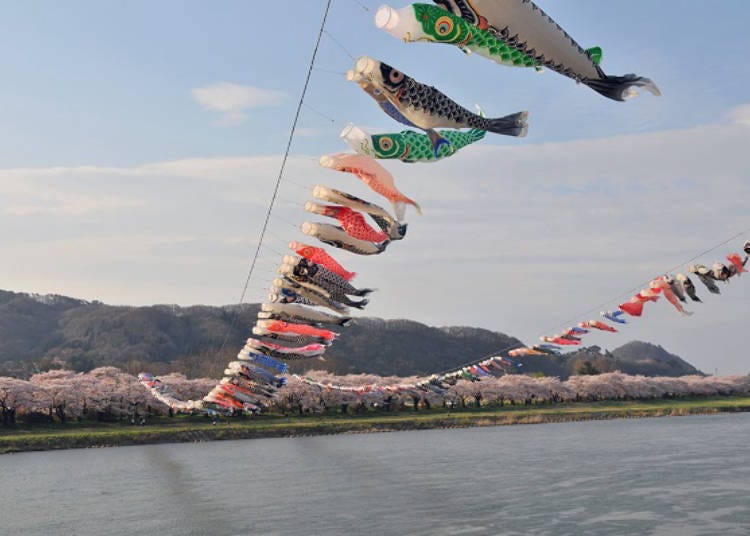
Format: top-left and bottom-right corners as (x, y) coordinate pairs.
(140, 0), (682, 413)
(512, 245), (750, 358)
(296, 355), (522, 397)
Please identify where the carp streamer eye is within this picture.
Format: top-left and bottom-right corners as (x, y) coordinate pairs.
(378, 137), (393, 151)
(435, 16), (454, 36)
(389, 70), (404, 84)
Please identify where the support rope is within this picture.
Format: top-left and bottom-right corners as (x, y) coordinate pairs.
(425, 225), (750, 378)
(215, 0), (333, 359)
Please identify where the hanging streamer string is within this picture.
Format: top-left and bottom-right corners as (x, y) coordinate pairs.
(299, 226), (750, 392)
(147, 0), (746, 409)
(215, 0), (333, 358)
(323, 29), (355, 60)
(433, 225), (750, 378)
(542, 225), (750, 337)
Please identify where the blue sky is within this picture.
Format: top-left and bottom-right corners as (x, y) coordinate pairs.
(1, 1), (749, 374)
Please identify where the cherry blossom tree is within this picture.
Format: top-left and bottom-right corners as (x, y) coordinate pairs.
(157, 373), (216, 401)
(0, 377), (42, 425)
(83, 367), (146, 420)
(4, 364), (750, 424)
(449, 380), (475, 408)
(29, 370), (80, 423)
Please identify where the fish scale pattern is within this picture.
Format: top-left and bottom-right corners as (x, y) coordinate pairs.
(413, 3), (537, 67)
(398, 77), (500, 130)
(322, 206), (389, 243)
(296, 258), (369, 298)
(381, 129), (484, 162)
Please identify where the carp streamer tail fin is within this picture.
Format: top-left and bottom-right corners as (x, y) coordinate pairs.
(584, 74), (661, 102)
(486, 110), (528, 137)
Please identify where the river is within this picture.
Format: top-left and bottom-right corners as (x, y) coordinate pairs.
(3, 413), (750, 535)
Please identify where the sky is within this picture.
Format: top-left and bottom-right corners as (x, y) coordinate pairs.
(1, 1), (749, 374)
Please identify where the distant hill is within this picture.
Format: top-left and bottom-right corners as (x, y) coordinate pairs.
(0, 289), (701, 379)
(0, 289), (259, 377)
(609, 341), (702, 376)
(518, 342), (702, 378)
(297, 317), (523, 376)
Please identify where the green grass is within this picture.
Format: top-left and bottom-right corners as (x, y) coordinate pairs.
(2, 396), (749, 454)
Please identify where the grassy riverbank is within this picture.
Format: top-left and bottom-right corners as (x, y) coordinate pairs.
(2, 396), (750, 454)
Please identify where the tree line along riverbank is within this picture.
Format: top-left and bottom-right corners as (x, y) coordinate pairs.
(2, 396), (749, 454)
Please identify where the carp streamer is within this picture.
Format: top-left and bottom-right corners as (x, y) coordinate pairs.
(139, 2), (744, 415)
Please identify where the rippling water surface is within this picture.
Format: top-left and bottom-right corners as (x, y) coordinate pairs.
(3, 413), (750, 535)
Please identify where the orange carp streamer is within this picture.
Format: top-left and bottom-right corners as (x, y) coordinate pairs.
(305, 202), (389, 243)
(726, 253), (747, 275)
(257, 319), (337, 342)
(289, 241), (355, 281)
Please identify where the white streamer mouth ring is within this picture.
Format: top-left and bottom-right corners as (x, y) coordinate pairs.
(374, 5), (399, 30)
(355, 56), (377, 76)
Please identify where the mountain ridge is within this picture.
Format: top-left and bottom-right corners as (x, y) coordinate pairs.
(0, 289), (701, 379)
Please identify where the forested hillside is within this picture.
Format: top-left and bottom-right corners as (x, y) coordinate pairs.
(0, 290), (701, 379)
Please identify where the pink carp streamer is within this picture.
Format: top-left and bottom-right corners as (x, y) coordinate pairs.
(319, 152), (421, 221)
(651, 277), (693, 316)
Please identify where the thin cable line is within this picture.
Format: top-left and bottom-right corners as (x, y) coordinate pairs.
(311, 227), (750, 387)
(270, 212), (303, 229)
(260, 242), (287, 258)
(323, 29), (355, 60)
(265, 228), (294, 248)
(352, 0), (370, 11)
(302, 102), (340, 126)
(281, 178), (315, 191)
(313, 67), (347, 76)
(216, 0), (333, 358)
(541, 225), (750, 336)
(276, 199), (308, 211)
(431, 225), (750, 377)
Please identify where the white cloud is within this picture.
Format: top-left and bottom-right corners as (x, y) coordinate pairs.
(191, 82), (286, 125)
(294, 127), (322, 138)
(728, 103), (750, 126)
(4, 197), (142, 216)
(0, 155), (309, 185)
(0, 179), (146, 216)
(1, 109), (749, 373)
(140, 156), (285, 181)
